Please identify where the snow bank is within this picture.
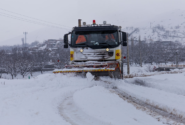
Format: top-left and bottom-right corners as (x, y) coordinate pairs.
(127, 73), (185, 95)
(124, 64), (185, 78)
(123, 64), (157, 76)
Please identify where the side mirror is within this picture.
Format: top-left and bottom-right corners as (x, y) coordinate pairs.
(64, 34), (68, 48)
(64, 44), (68, 48)
(123, 42), (127, 46)
(122, 32), (127, 46)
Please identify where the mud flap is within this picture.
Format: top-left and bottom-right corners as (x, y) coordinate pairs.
(121, 62), (123, 79)
(108, 68), (122, 79)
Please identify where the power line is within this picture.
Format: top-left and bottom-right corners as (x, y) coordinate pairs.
(0, 12), (70, 30)
(0, 8), (70, 28)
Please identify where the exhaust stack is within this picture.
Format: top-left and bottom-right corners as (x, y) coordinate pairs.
(83, 22), (86, 26)
(78, 19), (81, 27)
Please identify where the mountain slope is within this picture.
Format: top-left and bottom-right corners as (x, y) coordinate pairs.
(123, 10), (185, 43)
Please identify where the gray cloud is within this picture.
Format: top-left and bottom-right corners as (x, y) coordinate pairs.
(0, 0), (184, 45)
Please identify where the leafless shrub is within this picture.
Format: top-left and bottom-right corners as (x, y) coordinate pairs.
(145, 65), (154, 72)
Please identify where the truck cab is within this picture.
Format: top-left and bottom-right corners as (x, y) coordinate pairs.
(63, 20), (127, 78)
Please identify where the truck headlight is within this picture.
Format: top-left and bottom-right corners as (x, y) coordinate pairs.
(80, 49), (83, 53)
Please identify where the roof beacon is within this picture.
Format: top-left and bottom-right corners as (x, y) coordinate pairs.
(93, 20), (96, 25)
(103, 21), (106, 25)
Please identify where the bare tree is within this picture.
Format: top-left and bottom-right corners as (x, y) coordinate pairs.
(34, 50), (50, 74)
(0, 50), (5, 78)
(4, 56), (19, 79)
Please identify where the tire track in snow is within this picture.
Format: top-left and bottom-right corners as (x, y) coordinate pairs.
(115, 89), (185, 125)
(58, 90), (109, 125)
(99, 79), (185, 125)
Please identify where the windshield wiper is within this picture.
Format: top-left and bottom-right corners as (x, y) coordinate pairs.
(76, 42), (86, 45)
(98, 43), (112, 47)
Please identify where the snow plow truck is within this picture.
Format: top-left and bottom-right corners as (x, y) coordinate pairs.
(53, 19), (127, 79)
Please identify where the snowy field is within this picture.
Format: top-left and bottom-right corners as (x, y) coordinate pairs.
(0, 71), (53, 79)
(0, 65), (185, 125)
(123, 63), (185, 78)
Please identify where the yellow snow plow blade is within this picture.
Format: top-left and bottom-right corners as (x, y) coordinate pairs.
(53, 68), (115, 73)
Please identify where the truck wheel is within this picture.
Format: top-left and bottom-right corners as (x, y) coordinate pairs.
(76, 72), (86, 78)
(113, 68), (121, 79)
(108, 71), (114, 78)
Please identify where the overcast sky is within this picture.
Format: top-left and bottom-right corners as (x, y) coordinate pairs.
(0, 0), (185, 45)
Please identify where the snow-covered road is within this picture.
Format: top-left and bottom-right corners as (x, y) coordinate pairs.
(0, 72), (184, 125)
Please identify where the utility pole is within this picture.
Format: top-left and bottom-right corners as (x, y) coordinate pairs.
(175, 52), (178, 68)
(21, 38), (24, 47)
(127, 33), (130, 74)
(131, 37), (134, 65)
(23, 32), (28, 47)
(126, 28), (139, 74)
(139, 36), (142, 67)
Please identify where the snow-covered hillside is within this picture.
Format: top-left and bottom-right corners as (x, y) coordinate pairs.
(123, 10), (185, 43)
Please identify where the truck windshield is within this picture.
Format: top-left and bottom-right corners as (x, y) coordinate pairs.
(71, 31), (119, 48)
